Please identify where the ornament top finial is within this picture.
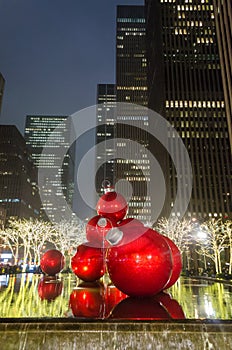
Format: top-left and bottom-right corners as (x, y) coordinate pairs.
(102, 180), (114, 193)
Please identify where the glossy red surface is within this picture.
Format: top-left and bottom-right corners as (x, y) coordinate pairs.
(155, 292), (186, 319)
(40, 249), (65, 276)
(106, 229), (173, 297)
(161, 235), (182, 289)
(96, 191), (128, 221)
(109, 296), (172, 320)
(71, 244), (105, 282)
(38, 276), (63, 301)
(85, 215), (117, 247)
(69, 282), (104, 318)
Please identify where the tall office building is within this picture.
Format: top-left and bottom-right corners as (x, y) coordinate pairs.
(213, 0), (232, 151)
(146, 0), (231, 219)
(0, 73), (5, 115)
(96, 84), (116, 194)
(0, 125), (41, 220)
(115, 5), (152, 222)
(24, 115), (75, 222)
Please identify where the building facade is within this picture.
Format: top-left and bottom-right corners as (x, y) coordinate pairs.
(0, 125), (41, 220)
(213, 0), (232, 151)
(0, 73), (5, 115)
(146, 0), (231, 220)
(24, 115), (75, 222)
(115, 5), (152, 222)
(96, 84), (117, 195)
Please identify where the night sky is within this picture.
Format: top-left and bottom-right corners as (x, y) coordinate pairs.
(0, 0), (143, 133)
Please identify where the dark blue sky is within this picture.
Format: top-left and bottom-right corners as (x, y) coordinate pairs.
(0, 0), (143, 133)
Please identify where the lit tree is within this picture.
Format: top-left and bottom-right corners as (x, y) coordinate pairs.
(223, 220), (232, 274)
(51, 219), (86, 267)
(0, 227), (21, 264)
(195, 218), (228, 275)
(2, 218), (55, 269)
(155, 217), (193, 254)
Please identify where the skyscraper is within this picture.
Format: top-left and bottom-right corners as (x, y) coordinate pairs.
(146, 0), (231, 219)
(213, 0), (232, 151)
(115, 5), (152, 222)
(24, 115), (75, 222)
(0, 73), (5, 115)
(96, 84), (116, 194)
(0, 125), (41, 220)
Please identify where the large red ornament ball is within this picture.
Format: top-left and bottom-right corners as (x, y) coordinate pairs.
(71, 244), (104, 282)
(96, 191), (128, 221)
(38, 276), (63, 301)
(106, 228), (173, 297)
(40, 249), (65, 276)
(86, 215), (117, 247)
(161, 235), (182, 289)
(69, 282), (104, 318)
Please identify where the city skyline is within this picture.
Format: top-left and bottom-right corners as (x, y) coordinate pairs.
(0, 0), (143, 133)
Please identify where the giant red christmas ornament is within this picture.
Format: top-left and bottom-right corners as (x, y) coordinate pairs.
(40, 249), (65, 276)
(86, 215), (117, 247)
(71, 244), (104, 282)
(106, 228), (173, 297)
(38, 276), (63, 301)
(161, 235), (182, 289)
(69, 282), (104, 318)
(96, 190), (128, 221)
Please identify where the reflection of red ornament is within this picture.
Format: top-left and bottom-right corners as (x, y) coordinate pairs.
(69, 282), (104, 318)
(106, 229), (172, 297)
(118, 217), (144, 230)
(162, 235), (182, 289)
(104, 285), (127, 317)
(40, 249), (65, 276)
(96, 191), (128, 221)
(71, 244), (104, 282)
(109, 297), (171, 320)
(86, 215), (117, 247)
(38, 276), (63, 301)
(155, 292), (185, 319)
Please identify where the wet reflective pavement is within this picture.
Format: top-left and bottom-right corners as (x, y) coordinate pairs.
(0, 274), (231, 320)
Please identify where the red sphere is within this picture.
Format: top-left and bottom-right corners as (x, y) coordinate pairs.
(86, 215), (117, 247)
(38, 276), (63, 301)
(69, 282), (104, 318)
(71, 244), (104, 282)
(106, 229), (172, 297)
(40, 249), (65, 276)
(96, 191), (128, 221)
(161, 235), (182, 289)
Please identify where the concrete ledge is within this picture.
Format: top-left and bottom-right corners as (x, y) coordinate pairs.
(0, 319), (232, 350)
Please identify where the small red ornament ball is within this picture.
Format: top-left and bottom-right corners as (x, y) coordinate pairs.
(106, 229), (172, 297)
(86, 215), (117, 247)
(161, 235), (182, 289)
(40, 249), (65, 276)
(71, 244), (104, 282)
(38, 276), (63, 301)
(96, 191), (128, 221)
